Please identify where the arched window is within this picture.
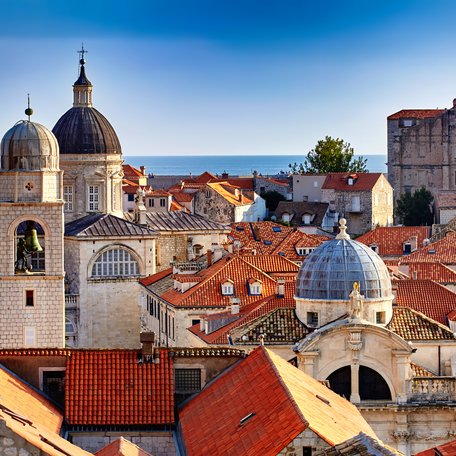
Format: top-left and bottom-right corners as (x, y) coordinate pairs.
(15, 220), (45, 275)
(91, 247), (140, 278)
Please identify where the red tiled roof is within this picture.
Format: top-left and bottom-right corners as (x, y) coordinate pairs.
(189, 282), (297, 344)
(242, 254), (299, 273)
(65, 349), (174, 426)
(401, 232), (456, 264)
(96, 437), (152, 456)
(357, 227), (430, 257)
(160, 256), (279, 307)
(179, 347), (376, 456)
(194, 171), (218, 183)
(322, 173), (383, 191)
(230, 222), (326, 261)
(225, 177), (254, 190)
(140, 267), (173, 286)
(0, 409), (91, 456)
(393, 279), (456, 325)
(387, 109), (444, 120)
(0, 365), (63, 434)
(123, 164), (145, 179)
(147, 189), (171, 197)
(207, 182), (254, 206)
(169, 190), (194, 203)
(408, 262), (456, 283)
(415, 438), (456, 456)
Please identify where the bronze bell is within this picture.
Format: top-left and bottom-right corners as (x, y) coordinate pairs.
(24, 221), (43, 252)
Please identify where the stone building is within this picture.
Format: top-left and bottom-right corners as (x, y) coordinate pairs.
(0, 111), (65, 348)
(321, 172), (393, 235)
(193, 181), (266, 223)
(387, 106), (456, 202)
(293, 219), (456, 455)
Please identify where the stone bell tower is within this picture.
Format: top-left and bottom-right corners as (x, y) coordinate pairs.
(0, 103), (65, 348)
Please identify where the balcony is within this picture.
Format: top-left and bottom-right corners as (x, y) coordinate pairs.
(408, 377), (456, 402)
(65, 294), (79, 308)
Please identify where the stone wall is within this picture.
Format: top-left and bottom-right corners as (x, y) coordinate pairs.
(254, 176), (289, 199)
(156, 234), (188, 271)
(193, 189), (236, 224)
(277, 428), (331, 456)
(0, 421), (42, 455)
(71, 432), (176, 456)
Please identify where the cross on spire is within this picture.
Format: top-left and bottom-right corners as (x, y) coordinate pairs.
(78, 43), (87, 64)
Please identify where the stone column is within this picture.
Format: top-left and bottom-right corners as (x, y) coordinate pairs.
(350, 362), (360, 404)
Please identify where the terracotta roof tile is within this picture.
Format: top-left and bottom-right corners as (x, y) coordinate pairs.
(321, 173), (383, 191)
(393, 280), (456, 325)
(408, 262), (456, 282)
(96, 437), (152, 456)
(401, 232), (456, 264)
(0, 409), (91, 456)
(230, 222), (327, 261)
(387, 307), (456, 341)
(169, 190), (194, 203)
(179, 347), (376, 456)
(65, 349), (174, 426)
(415, 438), (456, 456)
(0, 365), (63, 434)
(357, 227), (430, 257)
(123, 164), (145, 179)
(207, 182), (253, 206)
(387, 109), (444, 120)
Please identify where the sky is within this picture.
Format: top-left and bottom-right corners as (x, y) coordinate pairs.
(0, 0), (455, 156)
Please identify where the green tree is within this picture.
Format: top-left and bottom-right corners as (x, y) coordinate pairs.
(289, 136), (368, 174)
(395, 187), (433, 226)
(260, 190), (286, 212)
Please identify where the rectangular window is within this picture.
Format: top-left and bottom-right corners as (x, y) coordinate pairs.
(376, 311), (386, 324)
(192, 319), (200, 327)
(88, 185), (100, 212)
(160, 198), (166, 207)
(25, 290), (34, 307)
(64, 185), (74, 212)
(149, 198), (155, 207)
(41, 369), (65, 406)
(307, 312), (319, 327)
(128, 194), (135, 202)
(351, 196), (361, 212)
(24, 326), (36, 347)
(175, 368), (202, 393)
(303, 447), (312, 456)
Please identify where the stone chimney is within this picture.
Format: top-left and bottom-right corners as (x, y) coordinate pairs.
(140, 165), (146, 175)
(207, 249), (213, 266)
(277, 278), (285, 298)
(139, 332), (159, 363)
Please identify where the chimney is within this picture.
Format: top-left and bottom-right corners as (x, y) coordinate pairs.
(230, 296), (241, 314)
(277, 278), (285, 298)
(140, 165), (146, 176)
(207, 249), (213, 266)
(409, 236), (418, 252)
(412, 270), (418, 280)
(239, 189), (243, 202)
(140, 332), (155, 354)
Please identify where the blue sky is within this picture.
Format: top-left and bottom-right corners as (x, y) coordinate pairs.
(0, 1), (455, 156)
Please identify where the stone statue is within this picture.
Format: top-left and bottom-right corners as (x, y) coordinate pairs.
(349, 281), (364, 320)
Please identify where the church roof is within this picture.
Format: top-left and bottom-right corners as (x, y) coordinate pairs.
(65, 214), (157, 238)
(53, 106), (122, 155)
(179, 346), (377, 456)
(125, 210), (229, 232)
(387, 307), (456, 341)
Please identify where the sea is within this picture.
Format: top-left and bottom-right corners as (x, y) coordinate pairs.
(124, 154), (387, 177)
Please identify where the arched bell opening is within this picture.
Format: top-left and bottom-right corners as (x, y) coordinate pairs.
(327, 365), (392, 401)
(15, 220), (45, 275)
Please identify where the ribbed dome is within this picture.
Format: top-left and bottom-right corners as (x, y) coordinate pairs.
(295, 238), (392, 300)
(52, 107), (122, 155)
(1, 120), (59, 171)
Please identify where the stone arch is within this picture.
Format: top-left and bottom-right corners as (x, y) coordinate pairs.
(8, 215), (51, 275)
(88, 243), (144, 278)
(327, 365), (392, 401)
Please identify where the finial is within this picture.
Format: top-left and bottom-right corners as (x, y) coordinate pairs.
(78, 43), (87, 65)
(25, 93), (33, 121)
(335, 218), (351, 240)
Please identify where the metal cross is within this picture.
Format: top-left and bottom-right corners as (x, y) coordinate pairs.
(78, 43), (87, 61)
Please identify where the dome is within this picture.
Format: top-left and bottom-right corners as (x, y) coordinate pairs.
(52, 107), (122, 155)
(1, 120), (60, 171)
(295, 221), (392, 300)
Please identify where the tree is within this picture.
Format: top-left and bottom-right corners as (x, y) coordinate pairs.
(395, 187), (433, 226)
(289, 136), (368, 174)
(260, 190), (286, 212)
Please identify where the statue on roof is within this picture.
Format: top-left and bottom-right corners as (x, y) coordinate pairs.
(349, 281), (364, 320)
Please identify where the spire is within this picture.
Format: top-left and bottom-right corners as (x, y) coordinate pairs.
(25, 94), (33, 121)
(73, 44), (93, 107)
(335, 218), (351, 240)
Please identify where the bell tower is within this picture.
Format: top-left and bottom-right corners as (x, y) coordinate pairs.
(0, 103), (65, 348)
